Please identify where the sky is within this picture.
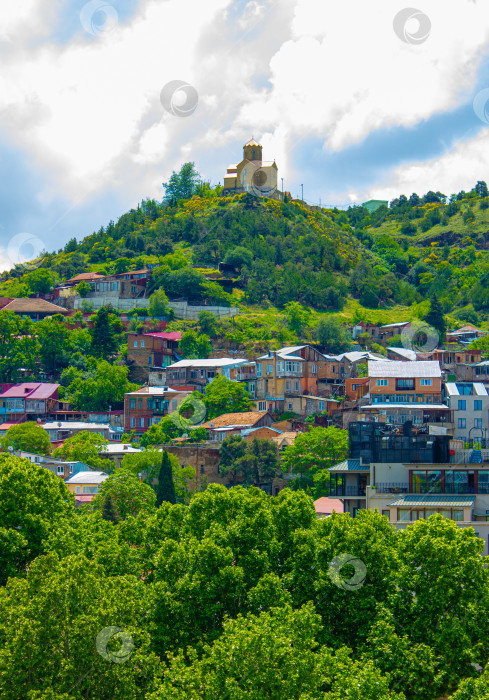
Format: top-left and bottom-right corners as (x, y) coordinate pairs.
(1, 0), (489, 270)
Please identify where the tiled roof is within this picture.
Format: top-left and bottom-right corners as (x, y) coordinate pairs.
(0, 298), (68, 314)
(388, 494), (475, 507)
(313, 497), (344, 514)
(202, 411), (269, 429)
(66, 272), (104, 283)
(368, 360), (441, 378)
(329, 459), (369, 472)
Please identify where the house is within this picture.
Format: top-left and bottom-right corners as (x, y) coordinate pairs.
(270, 432), (298, 450)
(313, 497), (344, 518)
(87, 269), (152, 298)
(42, 421), (119, 442)
(378, 322), (411, 343)
(165, 358), (249, 391)
(445, 383), (489, 443)
(12, 450), (92, 479)
(126, 331), (182, 383)
(422, 348), (482, 377)
(0, 383), (59, 423)
(331, 421), (489, 554)
(360, 360), (453, 430)
(64, 272), (105, 286)
(319, 351), (387, 397)
(222, 139), (279, 198)
(124, 386), (191, 435)
(64, 471), (109, 505)
(242, 426), (283, 442)
(345, 377), (369, 402)
(228, 361), (257, 398)
(446, 324), (489, 344)
(200, 411), (272, 442)
(0, 297), (68, 320)
(254, 345), (328, 412)
(97, 442), (143, 468)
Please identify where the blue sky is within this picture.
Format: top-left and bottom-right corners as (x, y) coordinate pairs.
(1, 0), (489, 268)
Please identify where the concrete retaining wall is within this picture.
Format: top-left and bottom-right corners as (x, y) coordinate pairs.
(73, 296), (239, 319)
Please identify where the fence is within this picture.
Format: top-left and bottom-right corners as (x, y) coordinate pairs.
(73, 296), (239, 319)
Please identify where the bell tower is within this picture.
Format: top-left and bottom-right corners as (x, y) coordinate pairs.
(243, 138), (262, 163)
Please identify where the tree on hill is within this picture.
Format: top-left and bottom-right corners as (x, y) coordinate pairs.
(60, 359), (137, 411)
(93, 470), (156, 520)
(423, 293), (446, 343)
(91, 306), (118, 359)
(1, 422), (51, 456)
(148, 289), (174, 319)
(198, 310), (219, 337)
(37, 315), (71, 375)
(156, 451), (176, 506)
(179, 330), (212, 359)
(201, 374), (252, 419)
(0, 312), (39, 382)
(315, 316), (352, 354)
(163, 162), (202, 205)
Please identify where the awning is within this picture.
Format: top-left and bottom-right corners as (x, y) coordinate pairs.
(388, 495), (475, 507)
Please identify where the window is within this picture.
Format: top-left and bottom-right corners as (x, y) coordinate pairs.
(376, 379), (388, 386)
(34, 456), (40, 463)
(318, 401), (325, 411)
(75, 486), (81, 494)
(288, 402), (293, 411)
(172, 399), (177, 410)
(267, 364), (273, 374)
(57, 465), (64, 475)
(458, 418), (466, 429)
(139, 417), (145, 428)
(458, 400), (466, 410)
(258, 401), (267, 411)
(148, 356), (152, 365)
(130, 417), (136, 428)
(420, 379), (433, 386)
(140, 340), (145, 348)
(312, 364), (317, 374)
(475, 418), (483, 429)
(134, 341), (138, 348)
(285, 381), (291, 392)
(475, 400), (483, 410)
(256, 364), (262, 377)
(398, 509), (411, 521)
(294, 381), (300, 391)
(138, 398), (143, 410)
(69, 464), (74, 474)
(130, 399), (136, 409)
(382, 510), (390, 520)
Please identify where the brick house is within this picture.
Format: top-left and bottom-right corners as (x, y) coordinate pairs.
(165, 358), (249, 391)
(0, 383), (59, 423)
(201, 411), (272, 442)
(127, 331), (182, 383)
(124, 386), (191, 435)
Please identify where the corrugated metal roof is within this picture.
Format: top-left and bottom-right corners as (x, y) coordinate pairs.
(167, 358), (248, 369)
(0, 383), (59, 399)
(388, 495), (475, 507)
(139, 331), (182, 341)
(474, 383), (488, 396)
(368, 360), (441, 378)
(445, 383), (459, 396)
(362, 403), (449, 409)
(380, 322), (410, 329)
(388, 347), (417, 361)
(65, 471), (108, 484)
(329, 459), (370, 472)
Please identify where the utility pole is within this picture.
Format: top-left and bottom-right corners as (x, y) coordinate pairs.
(301, 184), (304, 201)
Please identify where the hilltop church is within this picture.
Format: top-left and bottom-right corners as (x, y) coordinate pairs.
(222, 139), (279, 198)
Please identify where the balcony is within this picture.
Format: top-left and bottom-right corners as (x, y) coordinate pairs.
(375, 483), (409, 494)
(330, 487), (367, 497)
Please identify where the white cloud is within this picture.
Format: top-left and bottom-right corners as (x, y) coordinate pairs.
(370, 127), (489, 201)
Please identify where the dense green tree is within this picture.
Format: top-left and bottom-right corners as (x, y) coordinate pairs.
(60, 359), (137, 411)
(1, 422), (51, 455)
(315, 316), (352, 354)
(163, 162), (202, 205)
(24, 268), (58, 294)
(201, 374), (252, 419)
(179, 329), (212, 359)
(155, 451), (176, 506)
(93, 471), (156, 520)
(219, 434), (247, 485)
(148, 289), (174, 318)
(91, 306), (118, 359)
(284, 301), (309, 334)
(223, 246), (253, 269)
(423, 293), (446, 343)
(101, 494), (118, 524)
(0, 455), (74, 577)
(52, 431), (109, 470)
(198, 310), (218, 337)
(281, 426), (348, 495)
(36, 315), (71, 375)
(0, 312), (39, 382)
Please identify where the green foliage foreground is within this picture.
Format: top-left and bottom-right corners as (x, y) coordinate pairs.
(1, 455), (489, 699)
